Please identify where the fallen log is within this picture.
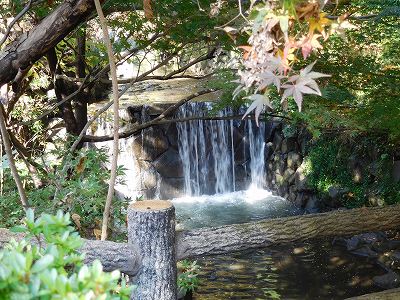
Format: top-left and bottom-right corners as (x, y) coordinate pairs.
(1, 205), (400, 276)
(345, 287), (400, 299)
(176, 205), (400, 259)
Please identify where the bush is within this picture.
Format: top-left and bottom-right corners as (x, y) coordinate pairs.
(303, 136), (400, 208)
(0, 146), (127, 238)
(0, 209), (132, 299)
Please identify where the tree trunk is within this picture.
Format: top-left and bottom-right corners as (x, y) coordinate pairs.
(0, 0), (101, 86)
(128, 200), (177, 300)
(176, 205), (400, 259)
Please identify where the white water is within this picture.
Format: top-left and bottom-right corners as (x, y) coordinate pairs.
(172, 186), (300, 230)
(176, 103), (267, 196)
(177, 103), (233, 195)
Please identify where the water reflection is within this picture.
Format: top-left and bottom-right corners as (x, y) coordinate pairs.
(173, 190), (385, 299)
(194, 240), (385, 300)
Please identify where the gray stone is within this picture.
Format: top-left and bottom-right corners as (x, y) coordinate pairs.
(294, 193), (307, 208)
(350, 246), (378, 258)
(287, 152), (302, 170)
(133, 126), (169, 161)
(305, 196), (319, 213)
(264, 142), (274, 161)
(275, 173), (284, 186)
(139, 163), (158, 189)
(281, 137), (298, 153)
(368, 194), (385, 207)
(278, 156), (287, 175)
(153, 149), (183, 178)
(373, 271), (400, 289)
(273, 131), (283, 151)
(328, 186), (348, 200)
(166, 124), (179, 149)
(294, 162), (310, 191)
(265, 121), (282, 142)
(159, 177), (185, 199)
(283, 168), (295, 184)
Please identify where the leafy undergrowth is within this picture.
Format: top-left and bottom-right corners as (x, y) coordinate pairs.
(0, 146), (127, 239)
(0, 210), (132, 299)
(303, 135), (400, 208)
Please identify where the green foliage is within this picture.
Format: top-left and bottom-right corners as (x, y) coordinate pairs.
(0, 209), (132, 299)
(177, 260), (200, 296)
(303, 136), (400, 208)
(0, 147), (127, 238)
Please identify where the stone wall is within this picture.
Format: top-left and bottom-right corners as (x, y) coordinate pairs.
(122, 104), (400, 210)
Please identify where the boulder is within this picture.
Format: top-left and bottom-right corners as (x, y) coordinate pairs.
(272, 131), (283, 151)
(328, 186), (348, 200)
(368, 194), (385, 207)
(305, 196), (319, 213)
(264, 120), (283, 142)
(133, 126), (169, 161)
(373, 271), (400, 289)
(153, 149), (183, 178)
(264, 142), (274, 161)
(294, 192), (307, 208)
(159, 177), (185, 199)
(283, 168), (295, 184)
(166, 124), (179, 149)
(287, 151), (302, 170)
(294, 162), (310, 191)
(281, 137), (298, 153)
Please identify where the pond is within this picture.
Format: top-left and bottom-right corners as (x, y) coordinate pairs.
(173, 189), (385, 300)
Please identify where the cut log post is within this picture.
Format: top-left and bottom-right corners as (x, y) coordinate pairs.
(127, 200), (177, 300)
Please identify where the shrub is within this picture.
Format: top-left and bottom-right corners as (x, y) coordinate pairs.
(0, 209), (132, 299)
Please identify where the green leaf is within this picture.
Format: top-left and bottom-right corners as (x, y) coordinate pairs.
(32, 255), (54, 273)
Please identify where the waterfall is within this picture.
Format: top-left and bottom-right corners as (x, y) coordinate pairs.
(247, 120), (266, 188)
(177, 103), (266, 196)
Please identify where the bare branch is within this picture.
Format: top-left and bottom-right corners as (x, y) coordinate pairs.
(82, 110), (289, 143)
(0, 106), (29, 209)
(93, 0), (120, 241)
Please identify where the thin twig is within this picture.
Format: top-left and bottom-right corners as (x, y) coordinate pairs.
(94, 0), (120, 241)
(0, 106), (29, 210)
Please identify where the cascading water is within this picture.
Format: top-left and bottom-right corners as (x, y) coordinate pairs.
(176, 102), (266, 196)
(177, 103), (235, 195)
(247, 120), (266, 188)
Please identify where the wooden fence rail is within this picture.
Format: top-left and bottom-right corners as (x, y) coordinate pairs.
(1, 201), (400, 299)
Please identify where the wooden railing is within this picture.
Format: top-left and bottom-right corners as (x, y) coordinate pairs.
(2, 201), (400, 299)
